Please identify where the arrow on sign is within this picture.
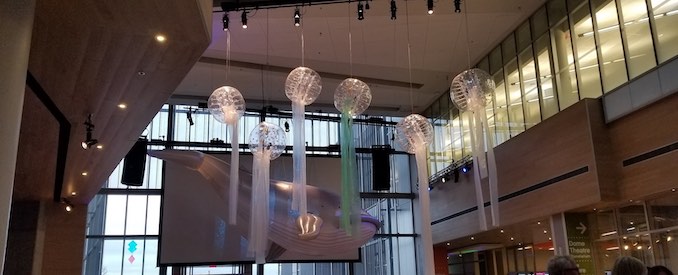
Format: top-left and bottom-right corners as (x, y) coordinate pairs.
(576, 222), (587, 234)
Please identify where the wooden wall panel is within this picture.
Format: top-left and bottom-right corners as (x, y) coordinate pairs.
(608, 92), (678, 200)
(431, 100), (605, 243)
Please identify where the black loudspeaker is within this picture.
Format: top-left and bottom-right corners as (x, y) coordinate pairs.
(121, 138), (148, 186)
(372, 145), (393, 191)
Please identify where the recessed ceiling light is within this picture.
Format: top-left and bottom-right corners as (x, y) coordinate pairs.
(470, 236), (474, 240)
(500, 229), (504, 233)
(118, 103), (127, 109)
(71, 191), (77, 196)
(81, 172), (88, 176)
(672, 188), (676, 192)
(96, 144), (103, 149)
(537, 221), (541, 225)
(155, 34), (166, 42)
(137, 71), (146, 76)
(447, 242), (450, 246)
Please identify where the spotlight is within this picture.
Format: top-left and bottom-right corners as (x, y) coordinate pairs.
(294, 7), (301, 27)
(365, 0), (370, 9)
(241, 10), (248, 29)
(454, 0), (461, 13)
(223, 12), (229, 31)
(357, 1), (364, 20)
(81, 114), (98, 149)
(427, 0), (434, 14)
(442, 177), (446, 183)
(390, 0), (397, 20)
(61, 198), (74, 213)
(284, 121), (290, 132)
(461, 162), (472, 174)
(186, 107), (194, 126)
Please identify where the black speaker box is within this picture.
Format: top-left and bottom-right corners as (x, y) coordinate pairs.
(121, 138), (148, 186)
(372, 145), (393, 191)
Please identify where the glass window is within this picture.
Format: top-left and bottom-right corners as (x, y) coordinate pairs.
(532, 7), (549, 37)
(548, 0), (568, 27)
(503, 34), (517, 64)
(478, 57), (490, 73)
(619, 0), (657, 78)
(492, 70), (510, 144)
(650, 0), (678, 63)
(125, 196), (148, 235)
(104, 195), (127, 235)
(505, 60), (525, 136)
(572, 3), (603, 99)
(450, 110), (464, 161)
(519, 47), (541, 129)
(517, 21), (532, 52)
(535, 34), (559, 119)
(551, 20), (580, 110)
(593, 0), (629, 92)
(490, 46), (503, 75)
(101, 239), (124, 275)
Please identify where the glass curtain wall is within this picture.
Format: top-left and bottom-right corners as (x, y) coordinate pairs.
(84, 104), (418, 275)
(422, 0), (678, 177)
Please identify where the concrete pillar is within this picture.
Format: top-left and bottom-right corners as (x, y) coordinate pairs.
(0, 0), (36, 272)
(550, 213), (569, 256)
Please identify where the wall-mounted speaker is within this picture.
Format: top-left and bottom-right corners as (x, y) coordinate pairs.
(121, 138), (148, 187)
(372, 145), (393, 191)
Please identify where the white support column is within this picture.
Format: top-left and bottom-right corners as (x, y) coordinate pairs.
(550, 213), (569, 256)
(0, 0), (36, 272)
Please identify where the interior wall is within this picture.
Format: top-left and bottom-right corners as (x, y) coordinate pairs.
(431, 99), (608, 243)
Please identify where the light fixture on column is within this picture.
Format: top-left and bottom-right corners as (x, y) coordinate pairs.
(427, 0), (434, 14)
(81, 114), (98, 149)
(294, 7), (301, 27)
(241, 9), (248, 29)
(357, 1), (364, 20)
(223, 12), (229, 31)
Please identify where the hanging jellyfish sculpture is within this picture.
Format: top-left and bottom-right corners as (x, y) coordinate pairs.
(395, 114), (435, 275)
(334, 78), (371, 236)
(208, 86), (246, 225)
(247, 122), (286, 264)
(450, 68), (499, 229)
(284, 67), (322, 238)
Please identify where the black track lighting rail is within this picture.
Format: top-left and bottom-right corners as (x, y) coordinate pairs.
(217, 0), (351, 12)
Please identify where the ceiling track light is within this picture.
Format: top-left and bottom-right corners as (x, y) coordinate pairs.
(357, 1), (365, 20)
(294, 7), (301, 27)
(81, 114), (98, 149)
(61, 198), (74, 213)
(390, 0), (397, 20)
(454, 0), (461, 13)
(365, 0), (370, 9)
(427, 0), (434, 14)
(223, 12), (229, 31)
(241, 9), (248, 29)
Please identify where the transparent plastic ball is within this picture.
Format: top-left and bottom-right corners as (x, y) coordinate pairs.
(285, 67), (322, 105)
(395, 114), (433, 154)
(208, 86), (246, 124)
(248, 122), (286, 160)
(450, 68), (495, 112)
(334, 78), (372, 116)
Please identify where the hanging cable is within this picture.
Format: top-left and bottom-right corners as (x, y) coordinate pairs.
(464, 0), (471, 69)
(348, 1), (353, 77)
(405, 0), (414, 113)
